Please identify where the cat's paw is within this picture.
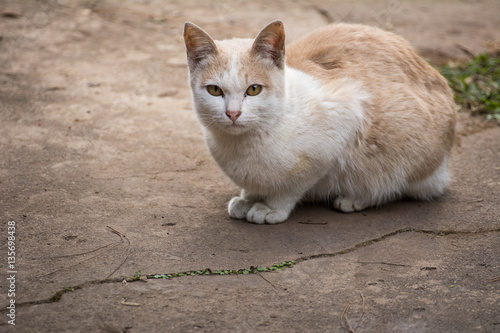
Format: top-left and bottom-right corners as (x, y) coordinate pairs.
(333, 196), (368, 213)
(246, 203), (289, 224)
(247, 203), (272, 224)
(228, 196), (253, 219)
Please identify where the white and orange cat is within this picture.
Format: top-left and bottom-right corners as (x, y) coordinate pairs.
(183, 21), (456, 224)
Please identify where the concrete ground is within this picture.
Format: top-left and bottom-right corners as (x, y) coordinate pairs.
(0, 0), (499, 332)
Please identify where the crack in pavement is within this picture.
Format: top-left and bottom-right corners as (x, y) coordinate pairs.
(4, 226), (499, 310)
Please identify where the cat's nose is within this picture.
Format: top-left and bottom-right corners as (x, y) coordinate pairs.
(225, 111), (242, 122)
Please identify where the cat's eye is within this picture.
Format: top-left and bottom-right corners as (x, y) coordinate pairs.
(207, 85), (223, 96)
(246, 84), (262, 96)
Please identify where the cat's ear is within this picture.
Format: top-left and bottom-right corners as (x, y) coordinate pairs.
(184, 22), (218, 71)
(251, 20), (285, 69)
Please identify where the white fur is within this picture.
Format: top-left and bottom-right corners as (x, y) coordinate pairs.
(404, 157), (450, 200)
(194, 63), (371, 223)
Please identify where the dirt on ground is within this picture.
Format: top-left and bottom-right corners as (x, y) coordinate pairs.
(0, 0), (499, 332)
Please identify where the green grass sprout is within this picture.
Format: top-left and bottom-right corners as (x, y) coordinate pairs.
(441, 53), (500, 120)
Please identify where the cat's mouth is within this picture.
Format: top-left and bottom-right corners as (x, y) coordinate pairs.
(222, 121), (249, 134)
(223, 118), (245, 127)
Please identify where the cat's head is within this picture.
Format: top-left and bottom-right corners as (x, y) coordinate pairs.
(184, 21), (285, 136)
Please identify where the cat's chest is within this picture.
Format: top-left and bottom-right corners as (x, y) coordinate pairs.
(206, 133), (297, 190)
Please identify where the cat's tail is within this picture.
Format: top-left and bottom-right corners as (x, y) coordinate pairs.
(404, 157), (451, 201)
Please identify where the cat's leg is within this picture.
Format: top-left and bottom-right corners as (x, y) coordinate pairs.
(246, 193), (300, 224)
(334, 158), (450, 212)
(228, 189), (258, 220)
(333, 196), (371, 213)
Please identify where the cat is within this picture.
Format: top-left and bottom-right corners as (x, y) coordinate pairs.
(183, 20), (456, 224)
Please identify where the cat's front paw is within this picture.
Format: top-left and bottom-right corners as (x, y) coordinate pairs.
(228, 196), (253, 219)
(333, 196), (369, 213)
(247, 203), (289, 224)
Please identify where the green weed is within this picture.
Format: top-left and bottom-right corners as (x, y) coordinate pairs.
(440, 53), (500, 120)
(132, 270), (142, 281)
(146, 261), (296, 280)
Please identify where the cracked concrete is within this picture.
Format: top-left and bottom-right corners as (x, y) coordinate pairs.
(1, 0), (499, 332)
(11, 227), (500, 309)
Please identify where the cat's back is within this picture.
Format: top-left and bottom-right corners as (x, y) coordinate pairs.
(286, 23), (452, 102)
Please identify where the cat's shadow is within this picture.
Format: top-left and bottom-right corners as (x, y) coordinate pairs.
(191, 196), (451, 269)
